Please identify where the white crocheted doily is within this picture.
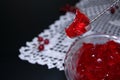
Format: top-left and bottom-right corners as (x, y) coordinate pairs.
(19, 0), (120, 71)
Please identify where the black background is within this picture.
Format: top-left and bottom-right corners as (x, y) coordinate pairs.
(1, 0), (79, 80)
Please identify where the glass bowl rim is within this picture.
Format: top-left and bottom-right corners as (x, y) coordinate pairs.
(65, 34), (120, 60)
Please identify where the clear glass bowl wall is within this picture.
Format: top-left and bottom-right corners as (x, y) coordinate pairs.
(64, 34), (120, 80)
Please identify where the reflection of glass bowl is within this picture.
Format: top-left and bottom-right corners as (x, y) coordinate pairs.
(64, 34), (120, 80)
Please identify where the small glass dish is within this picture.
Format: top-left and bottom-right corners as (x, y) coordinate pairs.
(64, 34), (120, 80)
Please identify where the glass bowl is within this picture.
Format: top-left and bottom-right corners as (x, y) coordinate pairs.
(64, 34), (120, 80)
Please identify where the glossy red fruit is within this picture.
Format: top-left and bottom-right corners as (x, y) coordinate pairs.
(44, 39), (49, 44)
(38, 36), (43, 42)
(65, 9), (90, 38)
(110, 7), (115, 14)
(38, 44), (44, 51)
(76, 40), (120, 80)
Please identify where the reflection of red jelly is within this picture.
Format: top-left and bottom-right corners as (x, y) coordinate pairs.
(65, 9), (90, 38)
(76, 40), (120, 80)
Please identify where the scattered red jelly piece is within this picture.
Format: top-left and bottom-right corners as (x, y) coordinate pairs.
(44, 39), (49, 44)
(110, 7), (115, 14)
(38, 36), (43, 42)
(60, 4), (78, 13)
(75, 40), (120, 80)
(65, 9), (90, 38)
(38, 44), (44, 51)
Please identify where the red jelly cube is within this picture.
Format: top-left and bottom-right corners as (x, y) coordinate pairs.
(65, 9), (90, 38)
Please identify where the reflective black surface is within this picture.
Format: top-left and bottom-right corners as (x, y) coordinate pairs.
(1, 0), (78, 80)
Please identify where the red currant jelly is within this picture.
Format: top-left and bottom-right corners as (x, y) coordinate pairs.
(76, 40), (120, 80)
(65, 34), (120, 80)
(65, 9), (90, 38)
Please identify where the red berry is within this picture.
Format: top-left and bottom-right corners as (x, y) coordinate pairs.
(38, 36), (43, 42)
(38, 44), (44, 51)
(110, 7), (115, 14)
(44, 39), (49, 44)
